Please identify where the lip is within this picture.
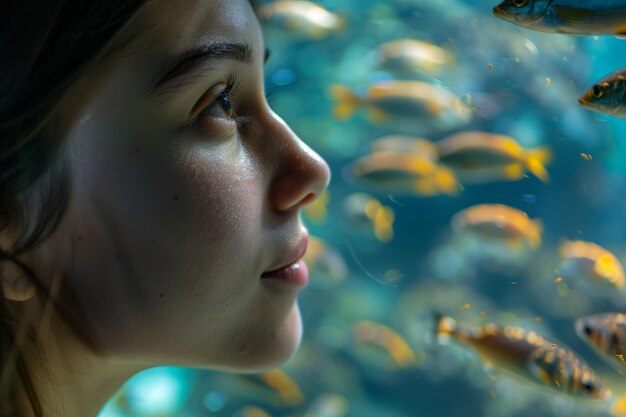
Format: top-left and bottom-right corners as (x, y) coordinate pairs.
(261, 233), (309, 277)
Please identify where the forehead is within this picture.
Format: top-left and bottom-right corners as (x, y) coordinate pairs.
(121, 0), (262, 62)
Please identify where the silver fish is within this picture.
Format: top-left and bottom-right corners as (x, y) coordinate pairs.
(576, 313), (626, 373)
(436, 315), (611, 400)
(579, 67), (626, 118)
(493, 0), (626, 35)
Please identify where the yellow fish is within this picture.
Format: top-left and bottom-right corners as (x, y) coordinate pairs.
(346, 150), (458, 197)
(576, 313), (626, 373)
(353, 321), (416, 368)
(258, 1), (345, 39)
(451, 204), (543, 250)
(436, 315), (611, 400)
(330, 81), (472, 130)
(374, 38), (453, 77)
(437, 131), (551, 183)
(342, 193), (394, 242)
(559, 240), (625, 288)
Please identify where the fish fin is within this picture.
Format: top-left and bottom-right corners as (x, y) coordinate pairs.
(330, 84), (360, 119)
(373, 207), (394, 242)
(434, 313), (457, 344)
(435, 166), (460, 196)
(611, 393), (626, 417)
(366, 107), (388, 123)
(593, 253), (620, 282)
(501, 138), (522, 156)
(527, 359), (553, 385)
(407, 156), (433, 176)
(503, 163), (524, 180)
(524, 147), (551, 183)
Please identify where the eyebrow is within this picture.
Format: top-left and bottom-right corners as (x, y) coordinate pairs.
(145, 42), (256, 97)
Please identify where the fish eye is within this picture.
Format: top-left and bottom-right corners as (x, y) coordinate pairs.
(583, 324), (593, 336)
(583, 381), (595, 392)
(592, 84), (604, 99)
(511, 0), (529, 7)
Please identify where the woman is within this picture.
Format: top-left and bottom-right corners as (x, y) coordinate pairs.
(0, 0), (331, 415)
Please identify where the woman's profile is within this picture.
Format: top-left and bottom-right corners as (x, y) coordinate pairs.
(0, 1), (330, 416)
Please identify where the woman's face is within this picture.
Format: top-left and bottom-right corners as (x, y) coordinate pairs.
(39, 0), (330, 371)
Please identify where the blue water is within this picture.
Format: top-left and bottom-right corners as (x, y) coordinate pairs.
(99, 1), (626, 416)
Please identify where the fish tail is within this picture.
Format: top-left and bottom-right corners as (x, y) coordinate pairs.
(525, 147), (551, 183)
(435, 166), (460, 196)
(434, 312), (457, 344)
(330, 84), (360, 120)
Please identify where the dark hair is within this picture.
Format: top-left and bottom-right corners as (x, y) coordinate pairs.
(0, 2), (146, 415)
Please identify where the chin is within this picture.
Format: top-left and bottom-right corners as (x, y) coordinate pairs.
(217, 303), (304, 373)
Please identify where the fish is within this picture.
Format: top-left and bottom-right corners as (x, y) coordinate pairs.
(576, 313), (626, 373)
(342, 193), (395, 242)
(558, 240), (625, 289)
(353, 320), (416, 368)
(258, 1), (345, 39)
(578, 67), (626, 118)
(451, 204), (543, 250)
(435, 315), (611, 400)
(436, 131), (551, 183)
(492, 0), (626, 36)
(330, 81), (472, 132)
(345, 150), (459, 197)
(374, 38), (453, 77)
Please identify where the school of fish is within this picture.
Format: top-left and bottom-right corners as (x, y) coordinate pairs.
(99, 1), (626, 417)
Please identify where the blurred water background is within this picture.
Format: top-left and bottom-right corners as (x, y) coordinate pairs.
(98, 1), (626, 416)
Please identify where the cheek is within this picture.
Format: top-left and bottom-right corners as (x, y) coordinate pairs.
(61, 117), (266, 351)
(175, 145), (266, 274)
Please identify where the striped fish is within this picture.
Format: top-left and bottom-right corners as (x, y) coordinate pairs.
(558, 240), (625, 289)
(576, 313), (626, 373)
(436, 315), (611, 400)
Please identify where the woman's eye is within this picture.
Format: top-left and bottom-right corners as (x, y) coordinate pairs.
(202, 93), (235, 119)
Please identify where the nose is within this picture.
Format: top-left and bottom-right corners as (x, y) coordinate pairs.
(263, 112), (330, 213)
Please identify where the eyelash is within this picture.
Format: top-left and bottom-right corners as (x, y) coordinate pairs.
(199, 73), (251, 128)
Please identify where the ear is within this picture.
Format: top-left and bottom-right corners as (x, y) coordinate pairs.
(0, 260), (35, 302)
